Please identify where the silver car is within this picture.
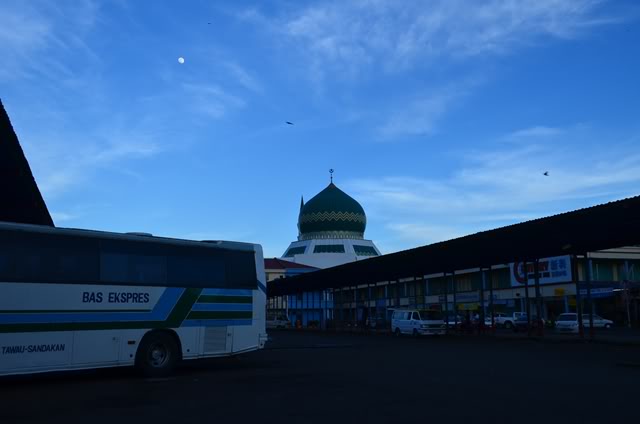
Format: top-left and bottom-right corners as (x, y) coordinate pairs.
(555, 313), (613, 333)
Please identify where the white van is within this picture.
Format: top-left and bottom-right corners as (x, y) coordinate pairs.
(266, 312), (292, 329)
(391, 309), (446, 336)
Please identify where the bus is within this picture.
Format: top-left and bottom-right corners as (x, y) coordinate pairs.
(0, 221), (267, 377)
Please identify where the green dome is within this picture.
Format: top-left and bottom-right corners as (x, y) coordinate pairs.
(298, 183), (366, 240)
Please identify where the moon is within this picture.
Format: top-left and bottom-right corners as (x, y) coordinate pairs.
(178, 57), (185, 64)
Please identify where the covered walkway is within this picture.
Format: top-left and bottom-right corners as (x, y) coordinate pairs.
(267, 195), (640, 336)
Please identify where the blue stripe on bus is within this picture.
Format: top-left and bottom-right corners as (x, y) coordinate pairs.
(257, 281), (266, 294)
(181, 319), (253, 327)
(0, 287), (184, 324)
(200, 288), (253, 296)
(190, 303), (253, 312)
(152, 287), (186, 320)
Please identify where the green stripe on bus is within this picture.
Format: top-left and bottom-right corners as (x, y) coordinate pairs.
(0, 309), (153, 314)
(197, 295), (252, 304)
(165, 288), (203, 327)
(186, 311), (252, 320)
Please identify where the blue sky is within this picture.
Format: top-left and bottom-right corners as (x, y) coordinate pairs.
(2, 0), (640, 257)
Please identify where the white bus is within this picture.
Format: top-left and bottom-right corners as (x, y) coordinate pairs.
(0, 221), (267, 377)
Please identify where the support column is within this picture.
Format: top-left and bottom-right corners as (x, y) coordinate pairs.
(353, 285), (358, 331)
(488, 266), (495, 334)
(534, 259), (544, 337)
(523, 260), (531, 337)
(624, 260), (632, 328)
(294, 292), (297, 327)
(479, 267), (486, 334)
(452, 272), (458, 330)
(305, 291), (309, 328)
(367, 283), (372, 332)
(443, 273), (450, 331)
(384, 284), (389, 325)
(372, 283), (378, 333)
(586, 255), (595, 338)
(573, 255), (585, 338)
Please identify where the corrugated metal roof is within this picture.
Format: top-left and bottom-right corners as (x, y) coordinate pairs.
(268, 194), (640, 296)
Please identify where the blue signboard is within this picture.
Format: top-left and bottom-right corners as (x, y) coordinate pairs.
(579, 288), (614, 298)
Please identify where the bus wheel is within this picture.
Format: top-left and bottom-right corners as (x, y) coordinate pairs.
(136, 332), (180, 378)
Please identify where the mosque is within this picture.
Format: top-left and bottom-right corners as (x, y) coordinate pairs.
(281, 173), (381, 269)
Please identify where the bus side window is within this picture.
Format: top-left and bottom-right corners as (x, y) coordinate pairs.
(168, 254), (225, 288)
(0, 231), (99, 283)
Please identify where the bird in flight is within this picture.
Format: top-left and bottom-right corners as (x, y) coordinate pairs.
(286, 121), (294, 125)
(543, 171), (549, 176)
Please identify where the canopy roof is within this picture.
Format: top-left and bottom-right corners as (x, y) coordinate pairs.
(269, 194), (640, 296)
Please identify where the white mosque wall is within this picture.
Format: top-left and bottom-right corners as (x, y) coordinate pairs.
(281, 238), (381, 269)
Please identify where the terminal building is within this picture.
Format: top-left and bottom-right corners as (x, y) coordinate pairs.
(268, 197), (640, 330)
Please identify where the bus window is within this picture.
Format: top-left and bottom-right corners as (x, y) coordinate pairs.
(168, 253), (225, 287)
(223, 250), (257, 288)
(0, 231), (99, 283)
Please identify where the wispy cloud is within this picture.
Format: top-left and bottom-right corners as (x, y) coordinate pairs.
(376, 79), (479, 139)
(241, 0), (617, 81)
(182, 82), (246, 119)
(0, 0), (100, 83)
(348, 124), (640, 248)
(224, 62), (264, 93)
(377, 91), (457, 139)
(238, 1), (621, 140)
(386, 223), (465, 244)
(506, 125), (565, 139)
(22, 117), (164, 200)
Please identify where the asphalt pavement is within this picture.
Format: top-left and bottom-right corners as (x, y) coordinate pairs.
(1, 330), (639, 424)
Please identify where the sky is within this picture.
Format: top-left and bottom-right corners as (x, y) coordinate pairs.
(1, 0), (640, 258)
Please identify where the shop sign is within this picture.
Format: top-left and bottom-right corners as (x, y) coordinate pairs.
(457, 303), (479, 311)
(438, 292), (480, 303)
(579, 287), (614, 298)
(510, 255), (572, 287)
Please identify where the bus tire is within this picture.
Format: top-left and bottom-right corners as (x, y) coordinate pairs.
(136, 331), (180, 378)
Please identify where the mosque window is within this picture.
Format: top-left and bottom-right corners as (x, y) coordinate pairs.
(284, 246), (306, 257)
(313, 244), (345, 253)
(353, 245), (378, 256)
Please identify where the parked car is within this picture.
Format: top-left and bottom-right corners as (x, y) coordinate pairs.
(392, 309), (446, 336)
(484, 312), (527, 329)
(266, 314), (292, 329)
(442, 312), (464, 329)
(366, 314), (387, 329)
(512, 315), (545, 332)
(555, 313), (613, 333)
(484, 312), (508, 327)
